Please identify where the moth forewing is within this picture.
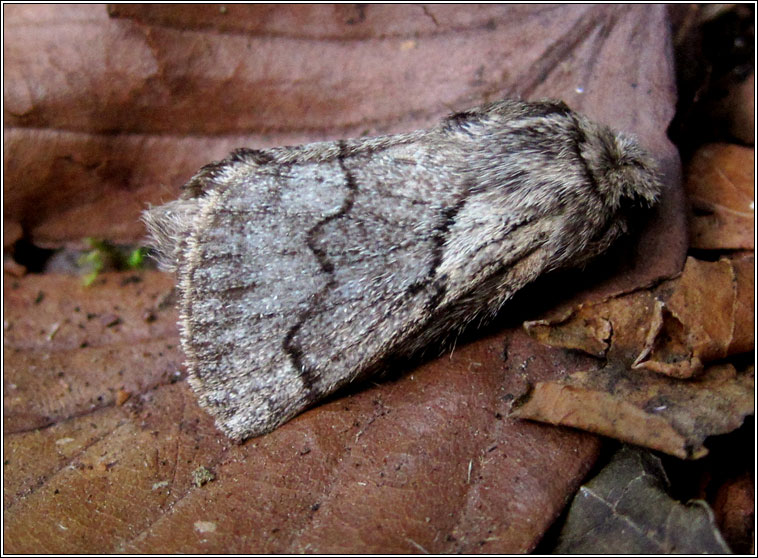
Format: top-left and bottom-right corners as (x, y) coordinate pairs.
(144, 99), (660, 442)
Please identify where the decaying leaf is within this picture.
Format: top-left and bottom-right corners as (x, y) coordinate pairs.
(3, 272), (182, 433)
(635, 254), (754, 377)
(517, 255), (754, 458)
(511, 363), (753, 459)
(523, 284), (662, 362)
(554, 446), (732, 553)
(686, 143), (755, 250)
(525, 255), (754, 378)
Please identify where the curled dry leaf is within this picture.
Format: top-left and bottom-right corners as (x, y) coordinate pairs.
(635, 254), (754, 377)
(510, 363), (754, 459)
(523, 284), (661, 363)
(686, 143), (755, 250)
(518, 255), (754, 457)
(554, 446), (731, 553)
(525, 255), (754, 378)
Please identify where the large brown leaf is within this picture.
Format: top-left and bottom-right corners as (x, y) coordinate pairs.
(3, 271), (602, 553)
(4, 4), (683, 553)
(5, 4), (683, 270)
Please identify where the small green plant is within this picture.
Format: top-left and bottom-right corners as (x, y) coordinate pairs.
(126, 246), (147, 269)
(78, 238), (148, 286)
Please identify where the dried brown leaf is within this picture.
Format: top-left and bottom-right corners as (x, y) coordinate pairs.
(3, 272), (181, 434)
(525, 255), (754, 379)
(635, 255), (754, 377)
(519, 255), (754, 457)
(106, 4), (514, 39)
(686, 143), (755, 250)
(3, 271), (604, 553)
(511, 363), (754, 459)
(5, 4), (683, 269)
(523, 285), (661, 363)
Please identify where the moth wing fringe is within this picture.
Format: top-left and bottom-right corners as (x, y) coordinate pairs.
(142, 199), (205, 272)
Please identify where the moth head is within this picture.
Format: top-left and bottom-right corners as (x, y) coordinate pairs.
(579, 122), (662, 214)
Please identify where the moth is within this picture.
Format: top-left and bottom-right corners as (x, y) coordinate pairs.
(144, 99), (661, 442)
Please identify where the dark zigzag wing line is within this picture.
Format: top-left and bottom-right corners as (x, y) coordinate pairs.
(282, 140), (359, 403)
